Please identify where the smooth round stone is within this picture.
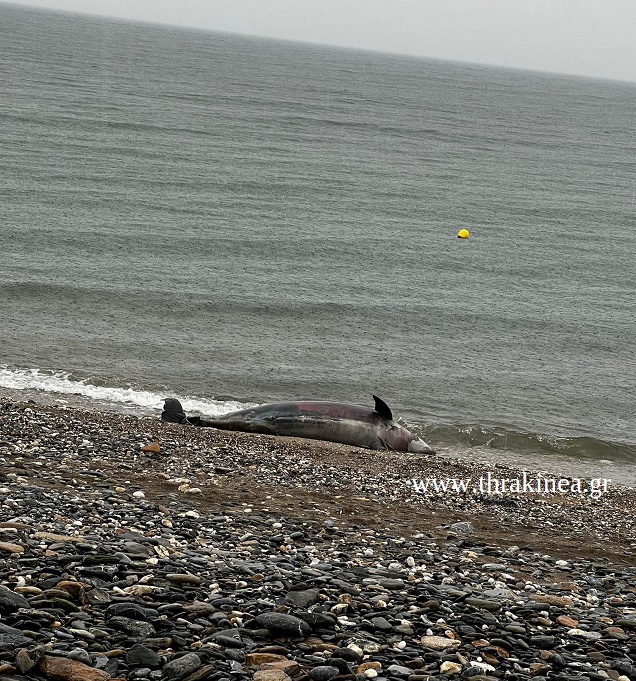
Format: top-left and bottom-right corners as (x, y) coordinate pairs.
(163, 652), (202, 679)
(210, 634), (245, 648)
(308, 665), (340, 681)
(67, 649), (92, 665)
(387, 665), (414, 677)
(166, 573), (203, 585)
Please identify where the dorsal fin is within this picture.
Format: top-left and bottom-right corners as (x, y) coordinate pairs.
(372, 395), (393, 421)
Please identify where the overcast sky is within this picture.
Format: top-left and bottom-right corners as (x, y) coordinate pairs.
(6, 0), (636, 83)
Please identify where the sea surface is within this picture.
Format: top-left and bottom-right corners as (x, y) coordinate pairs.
(1, 4), (635, 482)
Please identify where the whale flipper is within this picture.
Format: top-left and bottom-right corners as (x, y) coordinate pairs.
(372, 395), (393, 421)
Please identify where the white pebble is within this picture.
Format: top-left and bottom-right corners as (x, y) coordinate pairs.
(132, 490), (145, 498)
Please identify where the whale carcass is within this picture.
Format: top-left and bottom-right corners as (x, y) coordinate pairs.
(161, 395), (435, 453)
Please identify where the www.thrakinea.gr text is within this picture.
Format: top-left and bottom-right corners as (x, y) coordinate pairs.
(409, 472), (611, 499)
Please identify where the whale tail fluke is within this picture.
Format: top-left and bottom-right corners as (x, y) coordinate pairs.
(162, 398), (190, 424)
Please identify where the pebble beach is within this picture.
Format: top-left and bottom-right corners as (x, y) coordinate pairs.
(0, 397), (635, 681)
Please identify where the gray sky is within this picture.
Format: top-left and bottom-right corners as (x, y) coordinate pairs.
(7, 0), (636, 83)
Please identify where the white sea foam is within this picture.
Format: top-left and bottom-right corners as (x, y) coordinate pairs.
(0, 366), (251, 416)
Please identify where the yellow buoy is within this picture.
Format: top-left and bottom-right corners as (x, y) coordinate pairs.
(457, 229), (470, 239)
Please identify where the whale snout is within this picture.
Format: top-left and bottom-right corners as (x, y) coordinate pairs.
(408, 437), (436, 454)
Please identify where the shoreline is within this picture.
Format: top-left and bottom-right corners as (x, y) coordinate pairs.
(1, 384), (634, 487)
(1, 397), (634, 565)
(0, 397), (634, 680)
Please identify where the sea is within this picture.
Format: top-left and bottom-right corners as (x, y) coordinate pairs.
(1, 4), (635, 484)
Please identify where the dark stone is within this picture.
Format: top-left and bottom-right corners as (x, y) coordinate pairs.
(0, 633), (34, 653)
(108, 616), (156, 638)
(67, 648), (92, 665)
(327, 658), (352, 674)
(308, 666), (340, 681)
(126, 643), (162, 668)
(285, 588), (321, 608)
(611, 659), (636, 680)
(335, 648), (361, 662)
(370, 616), (393, 632)
(86, 588), (112, 605)
(224, 650), (245, 663)
(105, 602), (151, 621)
(0, 585), (30, 613)
(530, 636), (556, 648)
(163, 652), (202, 679)
(464, 597), (502, 611)
(254, 612), (311, 638)
(297, 611), (337, 630)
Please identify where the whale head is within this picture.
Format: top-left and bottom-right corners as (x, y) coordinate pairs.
(407, 436), (436, 454)
(378, 421), (436, 454)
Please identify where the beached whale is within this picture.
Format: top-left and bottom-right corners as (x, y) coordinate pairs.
(161, 395), (435, 453)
